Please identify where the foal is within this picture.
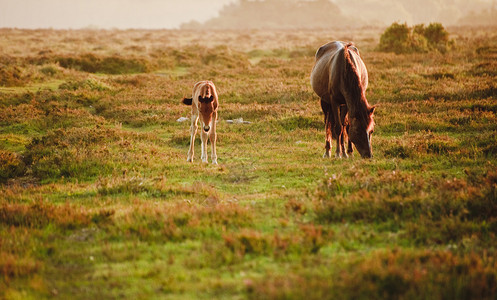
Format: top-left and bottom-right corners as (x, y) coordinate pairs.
(182, 81), (219, 164)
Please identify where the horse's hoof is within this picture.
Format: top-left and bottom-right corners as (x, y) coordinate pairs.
(323, 151), (331, 158)
(187, 158), (192, 162)
(212, 160), (218, 165)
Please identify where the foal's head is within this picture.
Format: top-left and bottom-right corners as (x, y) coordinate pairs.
(198, 85), (216, 132)
(348, 105), (375, 158)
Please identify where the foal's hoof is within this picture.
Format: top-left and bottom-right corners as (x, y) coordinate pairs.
(187, 157), (193, 162)
(323, 151), (331, 158)
(212, 159), (218, 165)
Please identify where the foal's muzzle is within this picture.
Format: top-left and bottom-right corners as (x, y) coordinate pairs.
(203, 125), (210, 132)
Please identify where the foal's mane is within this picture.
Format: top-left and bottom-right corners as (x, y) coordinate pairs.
(199, 81), (218, 100)
(342, 43), (370, 124)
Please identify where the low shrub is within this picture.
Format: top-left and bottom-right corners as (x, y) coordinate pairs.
(22, 128), (118, 181)
(247, 249), (497, 300)
(0, 201), (114, 229)
(59, 78), (110, 91)
(56, 53), (150, 74)
(0, 64), (28, 87)
(0, 150), (26, 182)
(378, 22), (452, 54)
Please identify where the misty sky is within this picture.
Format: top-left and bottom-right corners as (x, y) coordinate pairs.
(0, 0), (236, 29)
(0, 0), (494, 29)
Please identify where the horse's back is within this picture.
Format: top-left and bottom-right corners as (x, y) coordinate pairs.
(311, 41), (346, 98)
(310, 41), (368, 98)
(314, 41), (344, 60)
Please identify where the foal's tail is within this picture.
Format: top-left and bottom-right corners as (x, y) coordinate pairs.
(182, 97), (193, 105)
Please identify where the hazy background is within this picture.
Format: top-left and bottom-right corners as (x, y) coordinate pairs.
(0, 0), (234, 29)
(0, 0), (495, 29)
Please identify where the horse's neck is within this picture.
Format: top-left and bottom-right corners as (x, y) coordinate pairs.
(342, 89), (367, 117)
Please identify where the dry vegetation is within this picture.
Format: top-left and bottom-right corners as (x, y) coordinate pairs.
(0, 26), (496, 299)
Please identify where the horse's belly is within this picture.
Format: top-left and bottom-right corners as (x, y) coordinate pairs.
(311, 60), (331, 97)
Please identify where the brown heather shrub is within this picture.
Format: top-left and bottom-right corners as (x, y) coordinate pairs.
(224, 229), (272, 256)
(0, 103), (43, 125)
(59, 78), (110, 91)
(0, 201), (113, 229)
(56, 53), (150, 74)
(0, 150), (26, 182)
(247, 249), (497, 300)
(335, 249), (497, 299)
(111, 74), (148, 87)
(96, 175), (171, 197)
(0, 64), (28, 87)
(315, 170), (497, 245)
(223, 224), (329, 258)
(116, 199), (253, 242)
(22, 127), (123, 181)
(0, 251), (39, 281)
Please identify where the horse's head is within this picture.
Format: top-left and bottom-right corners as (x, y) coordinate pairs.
(198, 85), (216, 132)
(349, 105), (375, 158)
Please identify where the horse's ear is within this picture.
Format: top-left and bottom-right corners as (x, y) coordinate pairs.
(208, 95), (214, 103)
(369, 105), (376, 115)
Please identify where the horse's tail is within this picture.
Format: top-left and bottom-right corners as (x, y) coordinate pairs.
(182, 97), (193, 105)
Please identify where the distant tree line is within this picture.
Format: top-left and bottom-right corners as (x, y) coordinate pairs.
(180, 0), (497, 30)
(181, 0), (352, 30)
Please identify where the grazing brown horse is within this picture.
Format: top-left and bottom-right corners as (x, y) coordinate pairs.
(182, 80), (219, 164)
(311, 41), (375, 158)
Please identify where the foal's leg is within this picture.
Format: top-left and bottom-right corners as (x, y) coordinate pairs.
(320, 98), (332, 158)
(209, 112), (218, 164)
(187, 114), (199, 162)
(200, 127), (209, 163)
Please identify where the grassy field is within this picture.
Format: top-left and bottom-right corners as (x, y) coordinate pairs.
(1, 26), (496, 299)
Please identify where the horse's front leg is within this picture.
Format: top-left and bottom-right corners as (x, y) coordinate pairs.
(339, 104), (349, 158)
(321, 98), (332, 158)
(330, 101), (344, 158)
(209, 112), (218, 164)
(187, 114), (198, 162)
(340, 105), (353, 156)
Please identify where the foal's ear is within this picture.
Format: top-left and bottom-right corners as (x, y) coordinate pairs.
(208, 95), (214, 103)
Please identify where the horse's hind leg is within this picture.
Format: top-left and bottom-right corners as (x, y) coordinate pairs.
(320, 98), (332, 158)
(330, 100), (344, 158)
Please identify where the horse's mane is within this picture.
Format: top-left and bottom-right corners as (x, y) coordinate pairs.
(342, 43), (370, 124)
